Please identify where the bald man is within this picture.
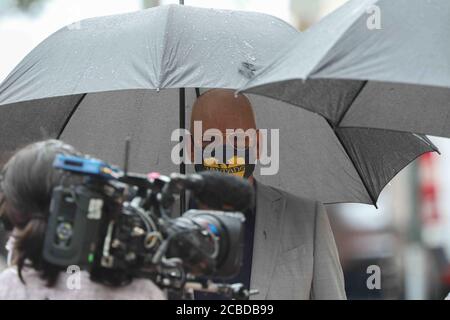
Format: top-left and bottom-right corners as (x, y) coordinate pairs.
(189, 89), (346, 300)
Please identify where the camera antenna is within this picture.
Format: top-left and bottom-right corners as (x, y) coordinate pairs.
(124, 136), (131, 176)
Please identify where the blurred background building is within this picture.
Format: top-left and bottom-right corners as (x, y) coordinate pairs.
(0, 0), (449, 299)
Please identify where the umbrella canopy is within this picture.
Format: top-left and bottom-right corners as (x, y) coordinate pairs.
(239, 0), (450, 138)
(0, 4), (297, 168)
(0, 4), (437, 206)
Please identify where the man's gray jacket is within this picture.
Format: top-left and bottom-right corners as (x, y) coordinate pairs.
(250, 181), (346, 300)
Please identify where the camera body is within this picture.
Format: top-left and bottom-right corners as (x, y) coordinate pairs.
(42, 154), (252, 297)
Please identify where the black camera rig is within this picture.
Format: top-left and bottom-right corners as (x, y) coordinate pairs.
(42, 151), (257, 300)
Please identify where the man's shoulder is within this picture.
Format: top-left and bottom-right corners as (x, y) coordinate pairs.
(255, 183), (323, 253)
(256, 181), (321, 226)
(257, 182), (318, 210)
(278, 186), (317, 207)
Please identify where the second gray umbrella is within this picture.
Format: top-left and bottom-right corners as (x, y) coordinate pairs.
(240, 0), (450, 138)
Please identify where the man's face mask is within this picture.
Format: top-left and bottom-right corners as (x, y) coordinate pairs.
(194, 143), (256, 179)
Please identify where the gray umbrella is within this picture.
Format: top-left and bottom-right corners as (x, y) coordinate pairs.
(239, 0), (450, 138)
(0, 4), (437, 207)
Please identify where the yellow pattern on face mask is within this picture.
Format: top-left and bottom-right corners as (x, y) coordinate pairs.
(203, 156), (246, 178)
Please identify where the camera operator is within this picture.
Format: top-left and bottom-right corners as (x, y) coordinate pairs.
(0, 140), (165, 300)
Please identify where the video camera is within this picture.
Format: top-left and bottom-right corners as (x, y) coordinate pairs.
(42, 152), (256, 299)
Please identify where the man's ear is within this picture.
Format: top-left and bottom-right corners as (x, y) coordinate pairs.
(256, 129), (262, 161)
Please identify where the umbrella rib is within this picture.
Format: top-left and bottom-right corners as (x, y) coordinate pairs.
(328, 80), (377, 205)
(335, 80), (367, 127)
(157, 6), (175, 87)
(57, 93), (87, 139)
(307, 1), (378, 78)
(331, 124), (378, 208)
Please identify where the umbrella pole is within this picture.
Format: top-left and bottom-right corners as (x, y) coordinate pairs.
(178, 0), (185, 216)
(179, 88), (186, 214)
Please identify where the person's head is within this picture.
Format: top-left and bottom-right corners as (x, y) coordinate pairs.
(0, 139), (80, 286)
(190, 89), (261, 180)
